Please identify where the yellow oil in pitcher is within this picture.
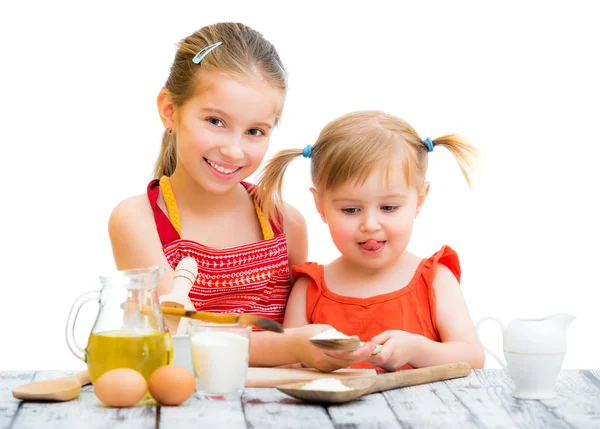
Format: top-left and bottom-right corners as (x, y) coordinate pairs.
(86, 330), (173, 383)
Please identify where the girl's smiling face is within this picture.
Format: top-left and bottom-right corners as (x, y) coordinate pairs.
(313, 162), (429, 270)
(171, 70), (281, 194)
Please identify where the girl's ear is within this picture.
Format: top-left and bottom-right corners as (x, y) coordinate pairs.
(157, 89), (176, 129)
(415, 182), (430, 217)
(309, 187), (327, 223)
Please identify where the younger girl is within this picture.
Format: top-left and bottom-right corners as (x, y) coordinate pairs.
(108, 23), (375, 371)
(257, 110), (485, 371)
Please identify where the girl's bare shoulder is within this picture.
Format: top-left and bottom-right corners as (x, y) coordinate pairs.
(108, 194), (155, 237)
(110, 193), (152, 218)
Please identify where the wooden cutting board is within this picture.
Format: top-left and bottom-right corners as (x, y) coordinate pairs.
(245, 367), (376, 388)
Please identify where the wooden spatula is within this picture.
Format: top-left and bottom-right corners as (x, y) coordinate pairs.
(277, 362), (471, 404)
(12, 371), (91, 402)
(309, 338), (383, 354)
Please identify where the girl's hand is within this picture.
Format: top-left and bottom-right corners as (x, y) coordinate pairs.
(367, 330), (419, 371)
(289, 324), (376, 372)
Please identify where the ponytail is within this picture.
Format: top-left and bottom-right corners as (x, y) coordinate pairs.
(429, 134), (477, 187)
(254, 148), (304, 229)
(153, 131), (178, 179)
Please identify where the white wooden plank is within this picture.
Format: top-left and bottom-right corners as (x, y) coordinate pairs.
(583, 370), (600, 392)
(445, 370), (519, 429)
(589, 370), (600, 380)
(457, 369), (568, 429)
(0, 371), (35, 429)
(158, 393), (246, 428)
(327, 393), (403, 429)
(243, 387), (333, 429)
(540, 370), (600, 429)
(3, 370), (599, 428)
(11, 371), (157, 429)
(382, 371), (482, 428)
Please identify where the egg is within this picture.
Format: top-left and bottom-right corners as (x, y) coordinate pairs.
(94, 368), (147, 408)
(148, 364), (195, 406)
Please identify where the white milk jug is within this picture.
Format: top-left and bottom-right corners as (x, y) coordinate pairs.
(476, 313), (575, 399)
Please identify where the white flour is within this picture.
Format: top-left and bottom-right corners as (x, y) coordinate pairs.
(301, 378), (354, 391)
(190, 330), (249, 393)
(310, 328), (351, 340)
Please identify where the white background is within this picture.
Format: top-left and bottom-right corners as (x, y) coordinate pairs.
(1, 1), (598, 371)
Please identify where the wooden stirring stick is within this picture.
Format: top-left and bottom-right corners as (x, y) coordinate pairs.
(160, 307), (284, 333)
(122, 300), (284, 333)
(159, 257), (198, 334)
(12, 371), (90, 402)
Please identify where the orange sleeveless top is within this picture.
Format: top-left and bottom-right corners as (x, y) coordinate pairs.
(291, 246), (460, 372)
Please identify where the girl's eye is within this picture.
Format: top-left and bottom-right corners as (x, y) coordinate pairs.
(381, 205), (398, 212)
(247, 128), (265, 137)
(207, 117), (224, 127)
(341, 208), (359, 214)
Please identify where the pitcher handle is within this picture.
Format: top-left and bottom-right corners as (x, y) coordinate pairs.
(475, 317), (507, 368)
(65, 291), (100, 361)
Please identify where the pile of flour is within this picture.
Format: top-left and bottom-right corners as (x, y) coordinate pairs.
(301, 378), (354, 392)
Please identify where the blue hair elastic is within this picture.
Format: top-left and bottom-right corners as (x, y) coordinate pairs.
(192, 41), (223, 64)
(302, 145), (312, 159)
(423, 137), (434, 152)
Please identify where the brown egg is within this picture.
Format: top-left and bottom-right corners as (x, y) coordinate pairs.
(94, 368), (147, 408)
(148, 364), (195, 406)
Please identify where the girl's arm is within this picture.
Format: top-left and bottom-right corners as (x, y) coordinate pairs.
(411, 264), (485, 368)
(369, 264), (485, 370)
(283, 203), (308, 283)
(250, 325), (376, 372)
(108, 195), (175, 296)
(282, 276), (310, 328)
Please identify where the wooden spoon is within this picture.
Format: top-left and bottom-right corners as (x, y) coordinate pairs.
(309, 338), (383, 354)
(12, 371), (91, 402)
(277, 361), (471, 404)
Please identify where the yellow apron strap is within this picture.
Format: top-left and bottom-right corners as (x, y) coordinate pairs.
(254, 200), (274, 240)
(159, 176), (182, 237)
(159, 176), (274, 240)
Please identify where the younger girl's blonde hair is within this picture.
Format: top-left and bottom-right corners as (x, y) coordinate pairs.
(255, 110), (477, 227)
(153, 22), (287, 179)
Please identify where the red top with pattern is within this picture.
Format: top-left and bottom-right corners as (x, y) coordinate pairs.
(147, 180), (291, 324)
(291, 246), (460, 372)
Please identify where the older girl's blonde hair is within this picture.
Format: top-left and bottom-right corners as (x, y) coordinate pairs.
(153, 22), (287, 178)
(255, 110), (477, 227)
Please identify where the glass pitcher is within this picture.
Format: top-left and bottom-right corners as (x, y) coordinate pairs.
(65, 266), (173, 384)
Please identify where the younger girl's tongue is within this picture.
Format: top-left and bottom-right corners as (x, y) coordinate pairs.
(360, 239), (384, 251)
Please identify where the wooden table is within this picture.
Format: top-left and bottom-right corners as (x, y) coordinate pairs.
(1, 369), (599, 428)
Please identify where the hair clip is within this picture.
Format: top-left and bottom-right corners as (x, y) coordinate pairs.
(192, 41), (223, 64)
(302, 145), (312, 159)
(423, 137), (434, 153)
(272, 57), (287, 84)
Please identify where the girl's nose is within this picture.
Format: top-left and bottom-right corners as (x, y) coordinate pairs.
(219, 139), (244, 161)
(360, 213), (382, 233)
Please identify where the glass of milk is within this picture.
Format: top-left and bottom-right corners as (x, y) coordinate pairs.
(189, 321), (251, 400)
